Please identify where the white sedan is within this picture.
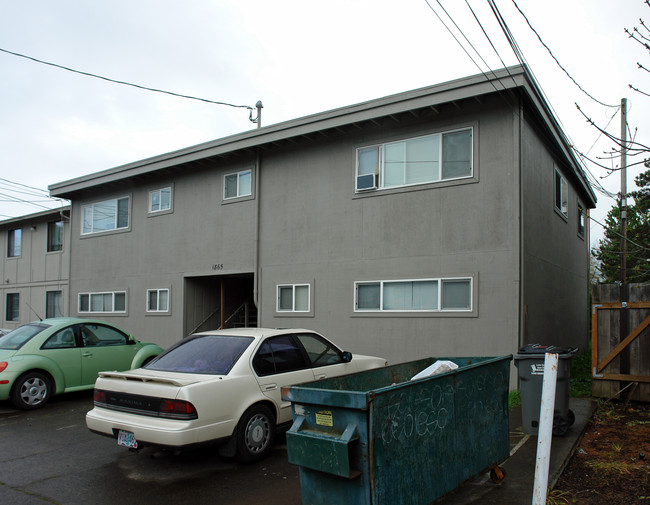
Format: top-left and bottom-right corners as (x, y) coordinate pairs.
(86, 328), (387, 462)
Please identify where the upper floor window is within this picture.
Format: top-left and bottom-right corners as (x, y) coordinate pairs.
(7, 228), (21, 257)
(355, 277), (473, 312)
(149, 186), (172, 214)
(147, 288), (169, 313)
(82, 197), (130, 235)
(356, 128), (473, 192)
(554, 169), (568, 218)
(78, 291), (126, 314)
(577, 203), (585, 238)
(47, 220), (64, 252)
(277, 284), (310, 312)
(224, 169), (252, 200)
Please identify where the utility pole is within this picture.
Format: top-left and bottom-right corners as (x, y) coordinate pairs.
(620, 97), (630, 384)
(620, 97), (628, 287)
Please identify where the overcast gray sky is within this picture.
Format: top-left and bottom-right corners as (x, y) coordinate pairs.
(1, 0), (648, 248)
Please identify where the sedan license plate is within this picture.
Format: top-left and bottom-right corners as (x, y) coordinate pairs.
(117, 430), (138, 449)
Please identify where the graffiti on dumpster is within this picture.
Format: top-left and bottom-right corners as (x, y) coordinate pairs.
(455, 370), (508, 420)
(377, 369), (508, 445)
(378, 383), (454, 444)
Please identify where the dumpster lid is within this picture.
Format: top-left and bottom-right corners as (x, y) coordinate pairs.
(515, 344), (577, 358)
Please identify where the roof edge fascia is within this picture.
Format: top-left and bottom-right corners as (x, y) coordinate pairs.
(50, 66), (527, 196)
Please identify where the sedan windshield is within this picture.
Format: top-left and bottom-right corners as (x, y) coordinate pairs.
(145, 335), (254, 375)
(0, 323), (50, 350)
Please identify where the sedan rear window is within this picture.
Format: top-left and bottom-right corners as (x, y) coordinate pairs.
(145, 335), (253, 375)
(0, 323), (49, 350)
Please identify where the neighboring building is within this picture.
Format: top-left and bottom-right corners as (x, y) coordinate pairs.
(1, 207), (70, 328)
(49, 66), (596, 377)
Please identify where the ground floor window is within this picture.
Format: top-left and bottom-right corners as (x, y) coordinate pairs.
(78, 291), (126, 313)
(147, 289), (170, 312)
(6, 293), (19, 321)
(46, 291), (63, 318)
(277, 284), (310, 312)
(355, 277), (472, 312)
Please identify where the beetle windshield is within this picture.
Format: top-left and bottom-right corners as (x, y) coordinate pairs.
(0, 323), (50, 350)
(145, 335), (253, 375)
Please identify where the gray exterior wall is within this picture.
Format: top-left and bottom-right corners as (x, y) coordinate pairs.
(0, 208), (70, 328)
(258, 98), (521, 363)
(521, 114), (591, 350)
(49, 67), (596, 381)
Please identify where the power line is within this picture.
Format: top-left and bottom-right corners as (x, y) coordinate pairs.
(0, 177), (51, 195)
(509, 0), (618, 108)
(0, 47), (255, 111)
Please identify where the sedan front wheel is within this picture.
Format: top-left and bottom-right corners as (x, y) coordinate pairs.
(11, 371), (52, 410)
(235, 404), (275, 463)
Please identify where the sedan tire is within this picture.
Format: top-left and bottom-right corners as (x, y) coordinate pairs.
(11, 371), (52, 410)
(235, 404), (275, 463)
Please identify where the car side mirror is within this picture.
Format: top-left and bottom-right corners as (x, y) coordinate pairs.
(342, 351), (352, 363)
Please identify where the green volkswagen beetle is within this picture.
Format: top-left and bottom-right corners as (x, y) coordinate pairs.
(0, 318), (163, 410)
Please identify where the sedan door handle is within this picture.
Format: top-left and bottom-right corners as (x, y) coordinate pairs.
(263, 384), (277, 391)
(82, 352), (93, 357)
(315, 374), (327, 380)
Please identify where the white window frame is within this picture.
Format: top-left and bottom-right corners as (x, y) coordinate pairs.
(148, 186), (173, 214)
(81, 196), (130, 235)
(554, 168), (568, 219)
(276, 284), (311, 313)
(78, 291), (127, 314)
(146, 288), (170, 313)
(577, 203), (586, 239)
(7, 228), (21, 257)
(354, 277), (473, 313)
(355, 128), (473, 192)
(223, 169), (252, 200)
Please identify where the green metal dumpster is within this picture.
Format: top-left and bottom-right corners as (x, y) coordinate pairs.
(282, 355), (512, 505)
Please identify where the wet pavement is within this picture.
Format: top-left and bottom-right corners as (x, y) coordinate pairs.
(1, 391), (595, 505)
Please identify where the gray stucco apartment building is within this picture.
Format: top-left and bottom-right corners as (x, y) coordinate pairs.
(43, 65), (596, 374)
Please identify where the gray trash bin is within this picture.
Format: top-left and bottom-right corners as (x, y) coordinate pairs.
(514, 344), (577, 436)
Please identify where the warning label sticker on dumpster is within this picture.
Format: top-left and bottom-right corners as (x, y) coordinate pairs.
(315, 410), (333, 427)
(530, 363), (545, 375)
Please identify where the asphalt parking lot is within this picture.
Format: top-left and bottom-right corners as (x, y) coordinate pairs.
(0, 391), (302, 505)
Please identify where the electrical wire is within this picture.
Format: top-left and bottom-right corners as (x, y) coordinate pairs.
(0, 47), (255, 111)
(509, 0), (618, 108)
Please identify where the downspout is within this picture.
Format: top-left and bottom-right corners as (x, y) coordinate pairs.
(253, 146), (261, 313)
(252, 100), (263, 317)
(517, 97), (525, 350)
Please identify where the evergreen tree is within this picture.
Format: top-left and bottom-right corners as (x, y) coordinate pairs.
(592, 168), (650, 283)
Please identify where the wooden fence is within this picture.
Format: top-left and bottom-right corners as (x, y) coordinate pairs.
(591, 283), (650, 402)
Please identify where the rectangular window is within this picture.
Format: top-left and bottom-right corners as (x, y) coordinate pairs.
(224, 170), (252, 199)
(356, 128), (472, 192)
(46, 291), (63, 318)
(147, 288), (169, 312)
(355, 277), (472, 312)
(6, 293), (19, 321)
(277, 284), (310, 312)
(554, 169), (568, 218)
(577, 204), (585, 238)
(149, 187), (172, 213)
(82, 197), (130, 235)
(78, 291), (127, 313)
(7, 228), (21, 257)
(47, 220), (64, 252)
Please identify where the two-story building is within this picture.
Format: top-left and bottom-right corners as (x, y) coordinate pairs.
(1, 207), (70, 328)
(47, 65), (596, 371)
